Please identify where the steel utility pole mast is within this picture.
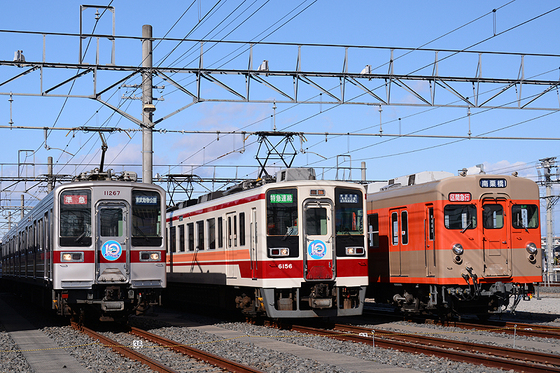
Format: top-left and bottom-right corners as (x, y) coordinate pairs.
(142, 24), (155, 184)
(538, 157), (560, 284)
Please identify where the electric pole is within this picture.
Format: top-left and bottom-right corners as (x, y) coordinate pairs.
(538, 157), (560, 284)
(142, 24), (155, 184)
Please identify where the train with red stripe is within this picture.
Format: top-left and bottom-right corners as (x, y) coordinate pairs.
(366, 171), (542, 317)
(165, 168), (368, 318)
(1, 170), (166, 321)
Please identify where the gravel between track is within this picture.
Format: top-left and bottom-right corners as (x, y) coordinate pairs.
(1, 286), (559, 373)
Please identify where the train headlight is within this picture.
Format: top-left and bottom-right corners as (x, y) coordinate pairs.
(61, 252), (84, 262)
(452, 243), (464, 256)
(269, 248), (290, 257)
(526, 242), (538, 255)
(346, 247), (365, 256)
(140, 251), (161, 261)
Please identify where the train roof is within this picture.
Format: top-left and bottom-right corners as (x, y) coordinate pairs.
(366, 172), (539, 204)
(168, 167), (365, 213)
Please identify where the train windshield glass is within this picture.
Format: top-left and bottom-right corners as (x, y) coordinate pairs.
(512, 204), (539, 229)
(131, 190), (162, 246)
(267, 188), (298, 236)
(335, 188), (364, 235)
(444, 204), (477, 230)
(483, 205), (504, 229)
(60, 189), (92, 246)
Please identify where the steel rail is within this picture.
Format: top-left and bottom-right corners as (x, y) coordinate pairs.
(128, 326), (264, 373)
(290, 324), (560, 373)
(335, 324), (560, 370)
(70, 321), (178, 373)
(443, 320), (560, 340)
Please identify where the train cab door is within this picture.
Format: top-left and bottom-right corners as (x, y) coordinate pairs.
(250, 208), (258, 280)
(389, 208), (409, 277)
(481, 198), (511, 277)
(96, 201), (130, 284)
(226, 212), (237, 279)
(425, 205), (436, 277)
(303, 199), (335, 281)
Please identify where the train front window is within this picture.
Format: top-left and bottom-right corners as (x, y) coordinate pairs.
(131, 190), (162, 246)
(335, 188), (364, 235)
(444, 204), (477, 230)
(267, 188), (298, 236)
(512, 204), (539, 229)
(60, 190), (91, 246)
(100, 208), (123, 236)
(306, 207), (328, 235)
(483, 204), (503, 229)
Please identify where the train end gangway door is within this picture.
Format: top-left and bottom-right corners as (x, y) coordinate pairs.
(481, 199), (511, 277)
(96, 202), (130, 284)
(303, 199), (335, 281)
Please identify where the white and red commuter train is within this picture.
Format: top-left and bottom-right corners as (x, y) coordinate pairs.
(1, 170), (166, 320)
(165, 168), (368, 318)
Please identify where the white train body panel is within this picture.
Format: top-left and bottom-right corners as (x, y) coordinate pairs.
(167, 172), (368, 318)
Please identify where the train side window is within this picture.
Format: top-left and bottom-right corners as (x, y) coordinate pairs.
(217, 217), (223, 248)
(239, 213), (246, 246)
(444, 205), (477, 230)
(483, 205), (503, 229)
(196, 220), (204, 250)
(207, 218), (216, 250)
(368, 214), (379, 248)
(401, 211), (409, 245)
(178, 225), (185, 252)
(512, 204), (539, 229)
(170, 226), (177, 253)
(227, 216), (232, 247)
(187, 223), (194, 251)
(428, 207), (435, 240)
(391, 212), (399, 245)
(233, 215), (238, 246)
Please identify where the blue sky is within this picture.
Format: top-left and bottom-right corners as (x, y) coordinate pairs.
(1, 1), (560, 236)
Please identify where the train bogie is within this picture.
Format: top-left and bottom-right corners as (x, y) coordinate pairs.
(366, 172), (542, 316)
(166, 168), (368, 318)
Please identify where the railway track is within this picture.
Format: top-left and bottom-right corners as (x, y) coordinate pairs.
(441, 319), (560, 340)
(363, 305), (560, 340)
(289, 323), (560, 373)
(70, 321), (263, 373)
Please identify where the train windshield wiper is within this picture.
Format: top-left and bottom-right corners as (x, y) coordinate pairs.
(461, 220), (472, 233)
(282, 226), (297, 240)
(74, 231), (87, 243)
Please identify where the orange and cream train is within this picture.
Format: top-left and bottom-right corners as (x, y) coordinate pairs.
(165, 168), (368, 318)
(366, 171), (542, 317)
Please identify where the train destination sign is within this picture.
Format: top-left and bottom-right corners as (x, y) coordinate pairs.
(270, 193), (293, 203)
(339, 194), (359, 204)
(63, 195), (88, 205)
(448, 192), (471, 202)
(135, 196), (158, 205)
(480, 178), (507, 188)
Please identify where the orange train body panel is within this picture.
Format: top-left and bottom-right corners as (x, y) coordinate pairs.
(366, 173), (542, 315)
